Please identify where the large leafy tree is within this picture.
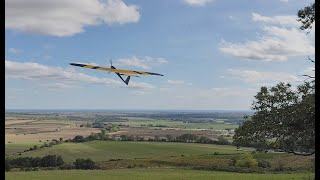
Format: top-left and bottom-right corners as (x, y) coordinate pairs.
(233, 1), (315, 156)
(233, 81), (315, 155)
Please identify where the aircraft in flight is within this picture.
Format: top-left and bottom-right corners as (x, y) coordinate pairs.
(70, 60), (164, 85)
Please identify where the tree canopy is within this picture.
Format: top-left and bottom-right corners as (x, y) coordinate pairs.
(233, 81), (315, 155)
(297, 2), (315, 31)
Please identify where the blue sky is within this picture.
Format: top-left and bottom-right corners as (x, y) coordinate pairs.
(5, 0), (315, 110)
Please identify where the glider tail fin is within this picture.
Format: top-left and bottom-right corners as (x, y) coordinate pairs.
(115, 72), (130, 85)
(109, 60), (130, 85)
(124, 76), (130, 85)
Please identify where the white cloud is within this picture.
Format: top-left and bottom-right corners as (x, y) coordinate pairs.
(5, 0), (140, 37)
(168, 80), (184, 85)
(114, 56), (168, 69)
(182, 0), (214, 6)
(5, 60), (154, 90)
(220, 13), (314, 61)
(252, 13), (300, 27)
(197, 87), (257, 98)
(42, 82), (75, 90)
(225, 69), (301, 83)
(167, 80), (192, 86)
(9, 48), (23, 53)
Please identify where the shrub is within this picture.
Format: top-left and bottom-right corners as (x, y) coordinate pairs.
(59, 163), (74, 170)
(228, 156), (237, 167)
(274, 161), (285, 171)
(235, 153), (258, 168)
(258, 160), (271, 168)
(74, 158), (96, 170)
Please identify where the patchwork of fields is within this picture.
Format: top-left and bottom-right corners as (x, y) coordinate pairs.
(5, 112), (315, 179)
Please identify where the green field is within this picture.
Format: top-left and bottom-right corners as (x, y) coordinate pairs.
(5, 169), (314, 180)
(18, 141), (254, 162)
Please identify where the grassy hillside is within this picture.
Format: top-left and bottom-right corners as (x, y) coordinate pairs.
(5, 169), (314, 180)
(18, 141), (253, 162)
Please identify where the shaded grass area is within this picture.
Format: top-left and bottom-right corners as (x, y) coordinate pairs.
(5, 169), (315, 180)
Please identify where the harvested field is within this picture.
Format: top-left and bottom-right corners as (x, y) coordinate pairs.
(5, 118), (100, 144)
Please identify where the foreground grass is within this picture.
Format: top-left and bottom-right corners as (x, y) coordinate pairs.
(18, 141), (253, 162)
(5, 169), (314, 180)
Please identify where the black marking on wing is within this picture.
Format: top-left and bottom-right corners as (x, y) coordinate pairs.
(145, 72), (164, 76)
(70, 63), (86, 67)
(133, 71), (143, 74)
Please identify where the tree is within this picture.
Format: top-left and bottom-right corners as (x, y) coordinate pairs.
(235, 153), (258, 168)
(217, 135), (229, 145)
(120, 135), (128, 141)
(233, 81), (315, 155)
(197, 136), (212, 144)
(5, 159), (11, 172)
(86, 122), (92, 128)
(154, 135), (160, 141)
(297, 2), (315, 32)
(165, 134), (174, 142)
(57, 156), (64, 166)
(31, 157), (41, 167)
(74, 158), (96, 169)
(73, 135), (85, 142)
(41, 155), (57, 167)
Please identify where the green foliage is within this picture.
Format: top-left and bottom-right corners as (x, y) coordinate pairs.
(217, 135), (229, 145)
(297, 2), (315, 31)
(233, 81), (315, 154)
(257, 160), (271, 168)
(73, 135), (85, 142)
(5, 159), (11, 172)
(165, 134), (174, 141)
(57, 156), (64, 166)
(86, 122), (92, 128)
(175, 134), (199, 142)
(74, 158), (96, 170)
(8, 155), (64, 168)
(235, 153), (258, 168)
(275, 161), (285, 171)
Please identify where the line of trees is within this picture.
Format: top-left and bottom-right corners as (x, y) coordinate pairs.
(69, 129), (230, 145)
(6, 156), (97, 171)
(118, 134), (230, 145)
(6, 155), (64, 171)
